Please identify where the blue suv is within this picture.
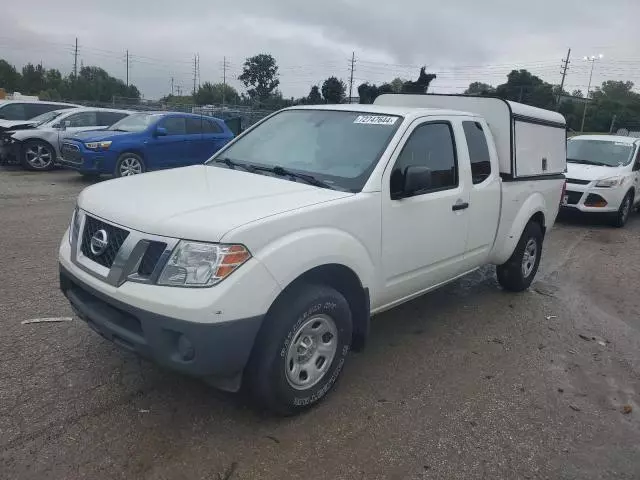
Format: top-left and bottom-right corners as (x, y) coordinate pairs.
(59, 112), (234, 177)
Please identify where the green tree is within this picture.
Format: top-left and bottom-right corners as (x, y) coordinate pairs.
(357, 82), (378, 104)
(571, 89), (583, 98)
(21, 63), (46, 94)
(238, 54), (280, 103)
(464, 82), (495, 96)
(0, 60), (21, 92)
(390, 77), (406, 93)
(321, 76), (346, 104)
(495, 70), (554, 109)
(195, 82), (240, 105)
(307, 85), (322, 104)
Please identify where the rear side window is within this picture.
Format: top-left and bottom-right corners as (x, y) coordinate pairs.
(0, 103), (27, 120)
(66, 111), (98, 127)
(186, 118), (203, 134)
(98, 111), (128, 126)
(203, 119), (223, 134)
(26, 103), (66, 118)
(160, 117), (186, 135)
(462, 121), (492, 184)
(391, 122), (458, 197)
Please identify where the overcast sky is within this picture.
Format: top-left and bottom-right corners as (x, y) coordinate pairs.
(2, 0), (640, 100)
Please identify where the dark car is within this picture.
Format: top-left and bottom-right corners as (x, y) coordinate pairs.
(58, 112), (234, 177)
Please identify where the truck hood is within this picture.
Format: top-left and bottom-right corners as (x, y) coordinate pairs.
(566, 162), (626, 181)
(79, 165), (353, 242)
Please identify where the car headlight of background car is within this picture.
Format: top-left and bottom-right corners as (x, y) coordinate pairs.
(158, 241), (251, 287)
(595, 176), (625, 188)
(84, 141), (112, 150)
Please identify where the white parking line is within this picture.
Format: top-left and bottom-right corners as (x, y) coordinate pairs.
(21, 317), (74, 325)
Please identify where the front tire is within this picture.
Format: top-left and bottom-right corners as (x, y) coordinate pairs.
(21, 140), (56, 171)
(496, 221), (543, 292)
(612, 192), (633, 228)
(245, 284), (353, 415)
(115, 153), (145, 177)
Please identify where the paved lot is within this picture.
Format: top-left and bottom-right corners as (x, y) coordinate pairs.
(1, 167), (639, 479)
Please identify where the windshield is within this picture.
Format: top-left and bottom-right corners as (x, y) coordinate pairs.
(567, 139), (636, 167)
(206, 109), (402, 192)
(30, 110), (66, 126)
(109, 113), (157, 132)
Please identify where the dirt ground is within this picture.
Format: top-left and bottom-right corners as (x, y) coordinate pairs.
(1, 168), (639, 479)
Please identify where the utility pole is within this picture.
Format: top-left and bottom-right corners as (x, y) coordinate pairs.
(193, 54), (198, 96)
(222, 56), (229, 107)
(73, 37), (78, 78)
(580, 54), (603, 132)
(557, 48), (571, 106)
(348, 52), (355, 104)
(125, 50), (129, 87)
(197, 54), (201, 89)
(171, 77), (174, 96)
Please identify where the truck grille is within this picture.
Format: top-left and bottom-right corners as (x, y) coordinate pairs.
(61, 142), (82, 164)
(81, 216), (129, 268)
(565, 190), (583, 205)
(138, 241), (168, 276)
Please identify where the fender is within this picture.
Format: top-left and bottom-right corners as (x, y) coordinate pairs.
(254, 227), (375, 302)
(489, 191), (546, 265)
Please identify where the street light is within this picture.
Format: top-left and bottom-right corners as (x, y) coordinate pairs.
(580, 54), (603, 132)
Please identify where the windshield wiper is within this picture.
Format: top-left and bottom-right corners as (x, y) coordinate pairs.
(567, 158), (607, 166)
(252, 165), (333, 189)
(213, 157), (256, 173)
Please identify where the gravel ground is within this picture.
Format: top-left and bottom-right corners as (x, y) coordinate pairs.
(1, 168), (639, 480)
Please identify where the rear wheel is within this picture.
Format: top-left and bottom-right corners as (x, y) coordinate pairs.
(612, 192), (633, 228)
(496, 221), (543, 292)
(21, 140), (56, 171)
(244, 284), (353, 415)
(115, 153), (145, 177)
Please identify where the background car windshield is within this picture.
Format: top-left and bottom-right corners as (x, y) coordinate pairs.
(31, 110), (65, 126)
(208, 110), (402, 191)
(109, 113), (156, 132)
(567, 139), (635, 166)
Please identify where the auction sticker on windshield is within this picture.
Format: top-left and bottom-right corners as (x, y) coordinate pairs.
(353, 115), (397, 125)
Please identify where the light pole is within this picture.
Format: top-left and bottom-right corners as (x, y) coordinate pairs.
(580, 54), (603, 132)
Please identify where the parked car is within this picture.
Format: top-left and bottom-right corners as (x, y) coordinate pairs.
(563, 135), (640, 227)
(0, 108), (131, 171)
(58, 112), (234, 177)
(0, 99), (77, 122)
(59, 95), (566, 415)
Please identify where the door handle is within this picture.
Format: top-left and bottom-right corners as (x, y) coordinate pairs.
(452, 202), (469, 211)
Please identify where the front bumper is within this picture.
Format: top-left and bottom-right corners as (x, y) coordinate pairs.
(60, 264), (263, 378)
(57, 143), (117, 173)
(561, 182), (628, 213)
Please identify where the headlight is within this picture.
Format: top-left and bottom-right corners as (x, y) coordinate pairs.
(157, 241), (251, 287)
(595, 176), (624, 188)
(85, 141), (112, 150)
(68, 205), (81, 245)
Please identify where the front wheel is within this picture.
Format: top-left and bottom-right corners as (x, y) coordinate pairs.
(115, 153), (145, 177)
(21, 140), (56, 171)
(612, 192), (633, 228)
(245, 284), (353, 415)
(496, 221), (543, 292)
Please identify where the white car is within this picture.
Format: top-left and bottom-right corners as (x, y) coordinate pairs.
(59, 95), (566, 414)
(0, 107), (131, 171)
(564, 135), (640, 227)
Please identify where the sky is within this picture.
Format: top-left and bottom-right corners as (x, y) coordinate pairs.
(1, 0), (640, 100)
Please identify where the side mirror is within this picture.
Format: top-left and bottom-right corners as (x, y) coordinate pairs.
(155, 126), (167, 137)
(402, 165), (432, 197)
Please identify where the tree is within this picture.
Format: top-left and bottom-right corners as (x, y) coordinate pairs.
(307, 85), (322, 104)
(390, 77), (406, 93)
(0, 60), (21, 92)
(195, 82), (240, 105)
(321, 76), (346, 104)
(571, 89), (584, 98)
(21, 63), (46, 94)
(357, 82), (378, 104)
(401, 67), (437, 94)
(495, 69), (554, 109)
(238, 54), (280, 103)
(464, 82), (495, 96)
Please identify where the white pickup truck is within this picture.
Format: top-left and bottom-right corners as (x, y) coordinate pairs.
(59, 94), (566, 414)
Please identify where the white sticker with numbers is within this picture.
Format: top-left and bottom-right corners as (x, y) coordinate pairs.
(353, 115), (397, 125)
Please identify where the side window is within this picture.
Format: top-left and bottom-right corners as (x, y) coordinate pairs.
(65, 111), (98, 127)
(27, 103), (61, 117)
(390, 122), (458, 197)
(462, 121), (492, 184)
(160, 117), (186, 135)
(98, 111), (128, 126)
(0, 103), (27, 120)
(186, 118), (203, 134)
(203, 119), (223, 134)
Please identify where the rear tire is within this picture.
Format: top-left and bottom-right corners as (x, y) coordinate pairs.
(244, 284), (353, 416)
(612, 192), (633, 228)
(496, 221), (543, 292)
(21, 140), (56, 171)
(114, 153), (145, 177)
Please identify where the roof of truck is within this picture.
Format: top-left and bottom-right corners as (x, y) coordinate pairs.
(286, 103), (478, 119)
(569, 134), (639, 144)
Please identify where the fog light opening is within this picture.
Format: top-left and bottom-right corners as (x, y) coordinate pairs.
(584, 194), (608, 208)
(177, 334), (195, 361)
